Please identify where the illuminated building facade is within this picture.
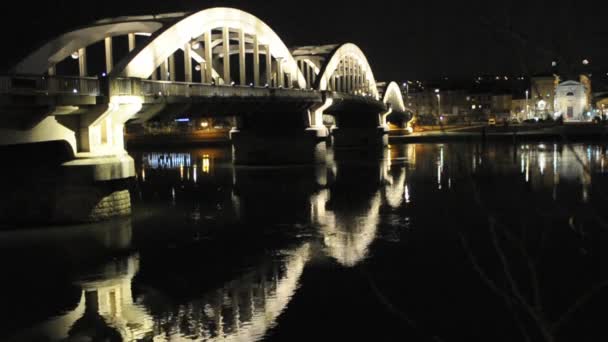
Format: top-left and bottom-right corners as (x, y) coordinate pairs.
(554, 80), (589, 121)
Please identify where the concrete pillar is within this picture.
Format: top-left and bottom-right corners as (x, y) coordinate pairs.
(160, 60), (168, 81)
(169, 54), (176, 82)
(342, 59), (350, 93)
(359, 68), (364, 93)
(151, 68), (157, 80)
(347, 58), (353, 93)
(48, 66), (56, 76)
(343, 59), (349, 92)
(184, 43), (192, 83)
(355, 64), (361, 92)
(200, 61), (207, 83)
(238, 29), (246, 85)
(276, 58), (284, 88)
(253, 35), (260, 86)
(128, 33), (136, 52)
(78, 48), (87, 77)
(264, 45), (272, 86)
(104, 37), (113, 73)
(307, 63), (313, 88)
(203, 31), (213, 84)
(222, 27), (231, 84)
(340, 62), (346, 92)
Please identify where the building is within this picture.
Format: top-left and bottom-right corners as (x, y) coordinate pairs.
(530, 75), (557, 118)
(554, 80), (589, 121)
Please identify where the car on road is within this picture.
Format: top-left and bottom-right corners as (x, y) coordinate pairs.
(488, 118), (496, 126)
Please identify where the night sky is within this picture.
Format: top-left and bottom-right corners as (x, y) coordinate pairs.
(1, 0), (606, 81)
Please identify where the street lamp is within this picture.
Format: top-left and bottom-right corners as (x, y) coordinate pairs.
(435, 89), (441, 120)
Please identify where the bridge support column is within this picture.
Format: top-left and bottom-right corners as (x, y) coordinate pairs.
(184, 43), (193, 83)
(253, 35), (260, 86)
(104, 37), (113, 73)
(276, 58), (284, 88)
(160, 60), (168, 81)
(169, 54), (176, 82)
(128, 33), (136, 52)
(200, 61), (207, 83)
(78, 48), (87, 77)
(204, 31), (213, 83)
(230, 112), (328, 165)
(222, 27), (231, 84)
(238, 29), (246, 85)
(264, 45), (272, 86)
(331, 110), (389, 148)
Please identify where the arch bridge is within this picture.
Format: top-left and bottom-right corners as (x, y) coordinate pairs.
(0, 7), (410, 221)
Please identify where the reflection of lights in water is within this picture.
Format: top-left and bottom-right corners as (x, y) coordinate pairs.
(525, 154), (530, 183)
(539, 153), (546, 175)
(583, 188), (589, 203)
(437, 164), (442, 190)
(169, 244), (310, 341)
(553, 145), (558, 175)
(448, 178), (452, 189)
(473, 154), (477, 172)
(193, 165), (197, 183)
(141, 168), (146, 182)
(521, 154), (525, 174)
(438, 146), (444, 190)
(171, 187), (176, 205)
(143, 153), (191, 169)
(10, 255), (154, 341)
(315, 191), (382, 267)
(404, 185), (411, 204)
(179, 164), (184, 180)
(16, 246), (311, 342)
(202, 155), (211, 174)
(384, 166), (406, 208)
(406, 144), (417, 166)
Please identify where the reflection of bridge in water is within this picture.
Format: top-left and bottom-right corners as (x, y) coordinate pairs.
(7, 246), (310, 341)
(2, 146), (416, 340)
(137, 148), (409, 268)
(3, 216), (311, 342)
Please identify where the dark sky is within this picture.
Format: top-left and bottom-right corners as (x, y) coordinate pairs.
(1, 0), (606, 81)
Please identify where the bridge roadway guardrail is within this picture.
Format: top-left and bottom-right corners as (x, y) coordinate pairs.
(111, 78), (320, 100)
(0, 75), (100, 96)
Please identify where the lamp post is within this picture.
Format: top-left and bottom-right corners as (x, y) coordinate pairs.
(435, 89), (441, 121)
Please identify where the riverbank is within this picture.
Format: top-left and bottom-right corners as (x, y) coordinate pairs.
(389, 123), (608, 143)
(126, 123), (608, 147)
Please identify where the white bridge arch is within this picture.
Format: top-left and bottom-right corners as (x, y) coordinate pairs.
(315, 43), (379, 99)
(13, 15), (179, 75)
(114, 7), (307, 88)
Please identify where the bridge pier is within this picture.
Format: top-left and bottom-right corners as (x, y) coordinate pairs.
(329, 110), (389, 148)
(0, 91), (141, 224)
(230, 112), (328, 165)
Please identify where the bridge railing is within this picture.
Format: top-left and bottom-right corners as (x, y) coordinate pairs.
(0, 75), (101, 96)
(111, 78), (318, 99)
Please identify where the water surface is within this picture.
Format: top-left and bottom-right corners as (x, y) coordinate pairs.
(2, 142), (608, 342)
